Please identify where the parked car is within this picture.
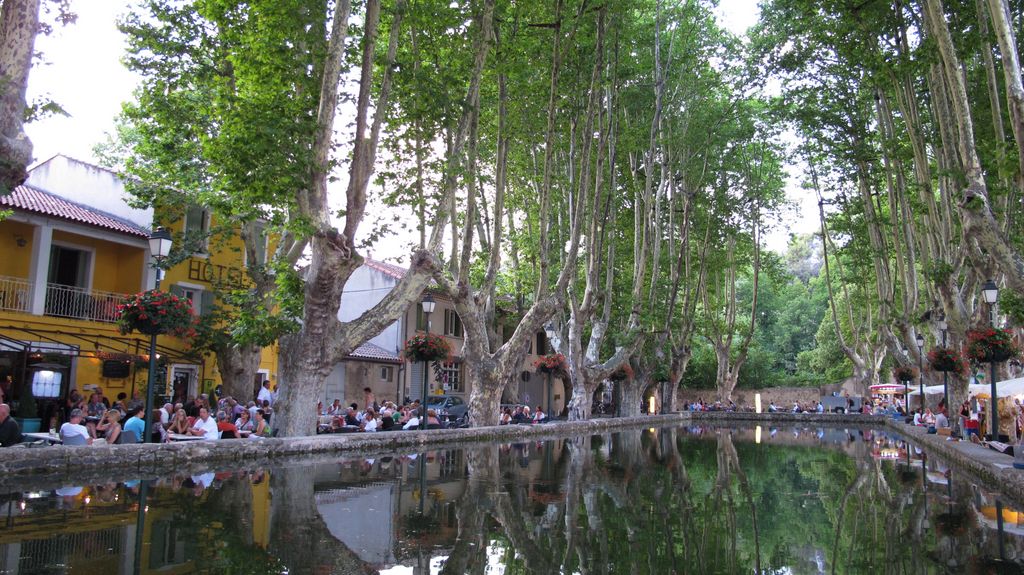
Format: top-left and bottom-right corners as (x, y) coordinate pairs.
(821, 395), (863, 414)
(425, 395), (468, 422)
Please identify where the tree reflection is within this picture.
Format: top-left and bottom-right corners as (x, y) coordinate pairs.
(270, 466), (376, 575)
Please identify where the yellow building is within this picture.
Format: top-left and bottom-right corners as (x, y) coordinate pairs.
(0, 155), (277, 426)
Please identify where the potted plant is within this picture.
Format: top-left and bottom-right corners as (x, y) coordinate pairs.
(533, 353), (568, 380)
(116, 289), (198, 338)
(403, 332), (452, 363)
(893, 366), (918, 382)
(928, 347), (967, 376)
(965, 327), (1020, 363)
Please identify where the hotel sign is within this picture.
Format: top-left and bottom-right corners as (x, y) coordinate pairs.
(187, 258), (247, 288)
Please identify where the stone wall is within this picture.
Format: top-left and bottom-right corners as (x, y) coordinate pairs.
(675, 386), (826, 409)
(5, 411), (1024, 510)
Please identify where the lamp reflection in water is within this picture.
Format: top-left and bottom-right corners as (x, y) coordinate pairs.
(755, 425), (762, 444)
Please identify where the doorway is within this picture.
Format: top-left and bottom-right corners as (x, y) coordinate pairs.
(170, 365), (199, 404)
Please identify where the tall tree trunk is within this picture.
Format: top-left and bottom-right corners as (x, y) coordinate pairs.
(214, 342), (262, 404)
(0, 0), (38, 191)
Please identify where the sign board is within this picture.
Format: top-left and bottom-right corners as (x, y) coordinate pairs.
(101, 360), (132, 379)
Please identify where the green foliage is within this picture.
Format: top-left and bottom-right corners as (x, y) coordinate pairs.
(1001, 290), (1024, 327)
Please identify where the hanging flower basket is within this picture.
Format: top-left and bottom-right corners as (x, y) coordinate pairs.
(533, 353), (568, 379)
(893, 366), (918, 383)
(403, 332), (452, 363)
(965, 328), (1020, 363)
(117, 290), (198, 338)
(928, 347), (967, 376)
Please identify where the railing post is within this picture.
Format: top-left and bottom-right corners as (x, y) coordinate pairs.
(28, 224), (52, 316)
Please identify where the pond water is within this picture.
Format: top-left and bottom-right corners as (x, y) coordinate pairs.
(1, 425), (1023, 574)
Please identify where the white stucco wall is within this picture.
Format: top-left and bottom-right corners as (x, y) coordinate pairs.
(27, 155), (153, 230)
(337, 265), (403, 353)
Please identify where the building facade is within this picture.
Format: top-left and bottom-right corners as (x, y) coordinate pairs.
(0, 155), (278, 427)
(330, 259), (569, 415)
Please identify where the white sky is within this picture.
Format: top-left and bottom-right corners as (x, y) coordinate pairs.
(24, 0), (814, 257)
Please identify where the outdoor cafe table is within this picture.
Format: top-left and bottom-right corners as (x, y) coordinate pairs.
(168, 433), (206, 441)
(22, 432), (62, 444)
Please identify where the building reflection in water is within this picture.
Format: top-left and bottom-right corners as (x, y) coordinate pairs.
(0, 425), (1023, 574)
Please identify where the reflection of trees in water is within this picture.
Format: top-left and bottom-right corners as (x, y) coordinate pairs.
(270, 467), (376, 575)
(429, 429), (1024, 574)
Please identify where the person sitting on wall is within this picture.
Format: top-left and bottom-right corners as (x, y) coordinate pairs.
(59, 409), (91, 445)
(0, 404), (22, 447)
(188, 407), (219, 440)
(122, 406), (146, 443)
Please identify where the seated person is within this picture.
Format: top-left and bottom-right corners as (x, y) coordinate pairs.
(344, 407), (360, 427)
(253, 409), (272, 437)
(935, 408), (950, 429)
(188, 407), (219, 440)
(168, 408), (191, 436)
(96, 409), (122, 444)
(425, 409), (443, 428)
(532, 406), (547, 423)
(216, 411), (238, 438)
(59, 408), (92, 445)
(235, 410), (255, 432)
(511, 406), (528, 424)
(402, 410), (422, 430)
(500, 407), (513, 424)
(122, 406), (146, 443)
(362, 408), (379, 432)
(0, 403), (22, 447)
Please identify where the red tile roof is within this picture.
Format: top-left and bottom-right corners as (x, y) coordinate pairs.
(363, 258), (408, 279)
(1, 185), (150, 238)
(346, 341), (402, 363)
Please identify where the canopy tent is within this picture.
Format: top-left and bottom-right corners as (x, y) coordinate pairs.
(869, 384), (905, 394)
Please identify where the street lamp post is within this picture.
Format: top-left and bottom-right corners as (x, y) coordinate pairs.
(916, 333), (925, 413)
(143, 227), (172, 444)
(420, 293), (435, 431)
(982, 279), (1000, 440)
(544, 322), (556, 420)
(937, 312), (948, 411)
(902, 346), (910, 412)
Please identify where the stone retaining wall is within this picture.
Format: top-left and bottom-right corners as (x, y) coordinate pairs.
(4, 411), (1024, 506)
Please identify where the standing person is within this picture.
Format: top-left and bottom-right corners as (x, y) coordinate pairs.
(257, 380), (274, 406)
(0, 404), (22, 447)
(364, 388), (379, 412)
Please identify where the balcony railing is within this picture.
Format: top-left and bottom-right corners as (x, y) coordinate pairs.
(44, 283), (128, 323)
(0, 275), (32, 313)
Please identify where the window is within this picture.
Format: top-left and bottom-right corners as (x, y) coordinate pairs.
(444, 309), (463, 337)
(536, 332), (547, 355)
(438, 361), (463, 393)
(185, 205), (210, 254)
(416, 307), (428, 331)
(170, 284), (213, 316)
(380, 366), (393, 382)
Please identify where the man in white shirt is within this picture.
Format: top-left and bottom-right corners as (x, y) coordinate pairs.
(60, 409), (92, 444)
(257, 381), (274, 406)
(161, 403), (174, 427)
(189, 408), (219, 440)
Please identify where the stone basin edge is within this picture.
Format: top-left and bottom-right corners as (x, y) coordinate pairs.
(2, 411), (1019, 505)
